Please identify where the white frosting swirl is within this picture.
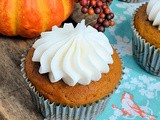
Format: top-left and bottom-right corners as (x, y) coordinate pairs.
(32, 20), (113, 86)
(146, 0), (160, 30)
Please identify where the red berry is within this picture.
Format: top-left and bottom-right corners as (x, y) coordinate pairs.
(107, 0), (113, 3)
(106, 14), (112, 20)
(102, 4), (107, 9)
(94, 7), (101, 14)
(101, 0), (106, 2)
(81, 7), (88, 14)
(99, 13), (105, 18)
(98, 26), (105, 32)
(104, 8), (110, 14)
(97, 17), (103, 23)
(93, 23), (100, 29)
(103, 20), (110, 27)
(110, 20), (115, 26)
(80, 0), (88, 6)
(96, 1), (103, 7)
(87, 0), (90, 6)
(90, 0), (96, 6)
(110, 12), (114, 19)
(88, 8), (94, 15)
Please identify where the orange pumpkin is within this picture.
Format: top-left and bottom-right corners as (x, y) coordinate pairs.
(0, 0), (75, 38)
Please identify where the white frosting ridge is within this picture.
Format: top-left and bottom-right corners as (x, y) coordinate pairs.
(146, 0), (160, 30)
(32, 20), (113, 86)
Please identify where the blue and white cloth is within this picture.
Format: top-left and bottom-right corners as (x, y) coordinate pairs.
(97, 1), (160, 120)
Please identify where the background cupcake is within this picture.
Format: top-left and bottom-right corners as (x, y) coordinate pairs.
(131, 0), (160, 76)
(21, 20), (123, 119)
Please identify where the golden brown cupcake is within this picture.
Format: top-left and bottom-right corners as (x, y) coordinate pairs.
(131, 1), (160, 76)
(25, 47), (122, 107)
(21, 20), (122, 119)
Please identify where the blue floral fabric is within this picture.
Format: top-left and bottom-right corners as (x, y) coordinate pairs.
(97, 1), (160, 120)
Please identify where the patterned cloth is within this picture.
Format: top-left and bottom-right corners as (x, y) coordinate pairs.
(97, 1), (160, 120)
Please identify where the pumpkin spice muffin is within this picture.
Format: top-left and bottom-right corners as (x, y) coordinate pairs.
(25, 47), (121, 107)
(134, 4), (160, 48)
(21, 20), (123, 119)
(131, 0), (160, 76)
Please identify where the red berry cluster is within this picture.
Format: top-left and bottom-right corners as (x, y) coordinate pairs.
(78, 0), (114, 32)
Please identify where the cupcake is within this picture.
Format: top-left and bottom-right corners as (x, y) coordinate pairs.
(21, 20), (123, 119)
(131, 0), (160, 76)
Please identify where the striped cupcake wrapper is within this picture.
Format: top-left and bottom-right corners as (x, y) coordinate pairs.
(131, 5), (160, 77)
(20, 48), (124, 120)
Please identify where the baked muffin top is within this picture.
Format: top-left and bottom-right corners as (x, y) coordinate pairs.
(134, 3), (160, 48)
(25, 47), (122, 106)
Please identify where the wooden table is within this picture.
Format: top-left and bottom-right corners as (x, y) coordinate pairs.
(0, 3), (97, 120)
(0, 36), (43, 120)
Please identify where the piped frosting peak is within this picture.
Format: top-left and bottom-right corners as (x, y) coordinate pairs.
(146, 0), (160, 30)
(32, 20), (113, 86)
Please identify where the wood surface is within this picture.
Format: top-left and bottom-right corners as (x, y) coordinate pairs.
(0, 3), (95, 120)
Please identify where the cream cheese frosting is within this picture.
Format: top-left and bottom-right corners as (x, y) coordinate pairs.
(146, 0), (160, 30)
(32, 20), (113, 86)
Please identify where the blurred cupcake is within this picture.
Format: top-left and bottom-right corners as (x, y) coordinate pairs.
(21, 20), (123, 119)
(131, 0), (160, 76)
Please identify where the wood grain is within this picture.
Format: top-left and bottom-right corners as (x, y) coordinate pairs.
(0, 4), (96, 119)
(71, 3), (98, 26)
(0, 36), (43, 120)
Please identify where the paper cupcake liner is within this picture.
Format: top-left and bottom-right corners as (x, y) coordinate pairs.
(131, 5), (160, 77)
(118, 0), (148, 3)
(20, 48), (124, 120)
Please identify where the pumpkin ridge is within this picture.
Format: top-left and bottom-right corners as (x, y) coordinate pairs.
(0, 1), (4, 35)
(0, 0), (14, 36)
(36, 0), (49, 32)
(14, 0), (20, 36)
(0, 0), (75, 38)
(18, 0), (43, 38)
(47, 0), (64, 27)
(9, 0), (17, 35)
(62, 0), (75, 21)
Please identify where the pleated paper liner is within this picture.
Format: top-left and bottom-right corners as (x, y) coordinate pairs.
(131, 4), (160, 77)
(20, 45), (124, 120)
